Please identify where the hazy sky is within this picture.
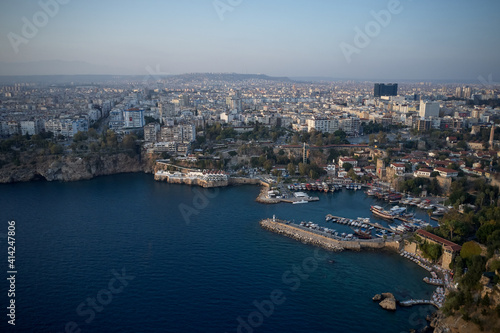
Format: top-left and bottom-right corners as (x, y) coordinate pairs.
(1, 0), (499, 80)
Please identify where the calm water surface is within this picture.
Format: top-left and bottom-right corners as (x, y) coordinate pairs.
(0, 173), (436, 332)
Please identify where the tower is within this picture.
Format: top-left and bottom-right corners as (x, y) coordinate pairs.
(489, 124), (495, 148)
(302, 142), (308, 164)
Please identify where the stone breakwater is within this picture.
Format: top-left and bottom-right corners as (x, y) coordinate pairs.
(260, 219), (344, 251)
(260, 219), (402, 252)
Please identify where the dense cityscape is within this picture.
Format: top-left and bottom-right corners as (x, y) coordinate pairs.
(1, 1), (500, 332)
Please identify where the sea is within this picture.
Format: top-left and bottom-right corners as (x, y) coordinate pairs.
(0, 173), (438, 333)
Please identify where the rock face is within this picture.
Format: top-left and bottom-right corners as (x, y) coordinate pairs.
(379, 297), (397, 311)
(0, 153), (145, 183)
(373, 292), (397, 311)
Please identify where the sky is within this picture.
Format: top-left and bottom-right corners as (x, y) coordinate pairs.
(0, 0), (499, 80)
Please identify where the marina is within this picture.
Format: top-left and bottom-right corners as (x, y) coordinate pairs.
(261, 216), (402, 251)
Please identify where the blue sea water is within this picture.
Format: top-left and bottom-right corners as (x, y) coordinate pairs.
(0, 174), (437, 333)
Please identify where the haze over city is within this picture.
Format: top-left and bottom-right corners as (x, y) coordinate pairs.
(1, 0), (499, 80)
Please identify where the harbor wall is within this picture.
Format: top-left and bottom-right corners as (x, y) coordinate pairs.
(260, 219), (401, 252)
(154, 173), (229, 187)
(229, 177), (263, 186)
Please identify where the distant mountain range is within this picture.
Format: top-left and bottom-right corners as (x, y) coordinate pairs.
(0, 61), (296, 84)
(0, 60), (490, 85)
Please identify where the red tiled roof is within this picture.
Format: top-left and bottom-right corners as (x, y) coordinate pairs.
(417, 229), (462, 252)
(434, 167), (458, 174)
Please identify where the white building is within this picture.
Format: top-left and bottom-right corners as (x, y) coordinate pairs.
(20, 120), (40, 135)
(307, 116), (339, 133)
(123, 108), (145, 128)
(144, 123), (160, 142)
(419, 101), (440, 118)
(339, 117), (360, 135)
(160, 124), (196, 143)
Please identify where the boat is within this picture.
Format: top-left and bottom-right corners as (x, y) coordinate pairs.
(389, 206), (407, 215)
(370, 205), (395, 220)
(292, 200), (308, 204)
(353, 228), (372, 239)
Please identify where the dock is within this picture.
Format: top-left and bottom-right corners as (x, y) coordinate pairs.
(399, 299), (440, 308)
(260, 217), (402, 252)
(326, 214), (401, 235)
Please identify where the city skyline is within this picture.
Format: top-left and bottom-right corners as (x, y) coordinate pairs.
(1, 0), (500, 80)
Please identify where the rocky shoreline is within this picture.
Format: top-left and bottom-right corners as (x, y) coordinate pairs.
(0, 152), (152, 183)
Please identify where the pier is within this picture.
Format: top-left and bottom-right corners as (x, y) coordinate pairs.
(399, 299), (440, 309)
(326, 214), (401, 235)
(260, 217), (401, 252)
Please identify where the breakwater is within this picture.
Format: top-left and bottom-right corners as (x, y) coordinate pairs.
(260, 218), (401, 252)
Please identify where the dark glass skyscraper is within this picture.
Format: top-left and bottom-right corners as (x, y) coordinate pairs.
(374, 83), (398, 97)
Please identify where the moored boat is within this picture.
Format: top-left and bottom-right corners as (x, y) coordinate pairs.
(370, 205), (395, 220)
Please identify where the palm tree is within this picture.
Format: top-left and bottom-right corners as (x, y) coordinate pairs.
(427, 209), (433, 223)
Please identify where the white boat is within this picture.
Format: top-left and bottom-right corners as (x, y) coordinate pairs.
(292, 200), (308, 204)
(390, 206), (406, 215)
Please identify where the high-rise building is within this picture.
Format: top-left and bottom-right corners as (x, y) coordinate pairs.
(160, 124), (196, 143)
(123, 108), (145, 128)
(463, 86), (473, 99)
(374, 83), (398, 97)
(419, 101), (440, 118)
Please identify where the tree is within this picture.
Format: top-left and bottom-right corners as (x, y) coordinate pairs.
(443, 219), (460, 240)
(376, 131), (388, 144)
(122, 134), (137, 151)
(87, 128), (98, 139)
(457, 140), (467, 150)
(420, 241), (442, 261)
(287, 163), (295, 175)
(105, 130), (118, 149)
(73, 131), (88, 142)
(298, 162), (308, 176)
(460, 241), (482, 260)
(49, 143), (63, 154)
(428, 178), (441, 195)
(263, 159), (273, 173)
(369, 134), (376, 146)
(343, 162), (353, 172)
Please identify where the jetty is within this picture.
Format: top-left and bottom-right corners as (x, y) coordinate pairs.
(326, 214), (400, 235)
(260, 217), (401, 252)
(399, 299), (440, 309)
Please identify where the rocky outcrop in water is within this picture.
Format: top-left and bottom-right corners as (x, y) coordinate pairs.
(373, 292), (397, 311)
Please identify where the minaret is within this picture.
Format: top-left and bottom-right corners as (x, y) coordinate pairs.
(489, 125), (495, 148)
(302, 142), (307, 164)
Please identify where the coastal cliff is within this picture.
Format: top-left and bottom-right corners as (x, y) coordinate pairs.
(0, 152), (150, 183)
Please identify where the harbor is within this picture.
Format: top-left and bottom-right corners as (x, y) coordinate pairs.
(260, 216), (401, 251)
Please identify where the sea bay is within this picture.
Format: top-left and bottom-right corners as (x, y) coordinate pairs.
(0, 173), (436, 332)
